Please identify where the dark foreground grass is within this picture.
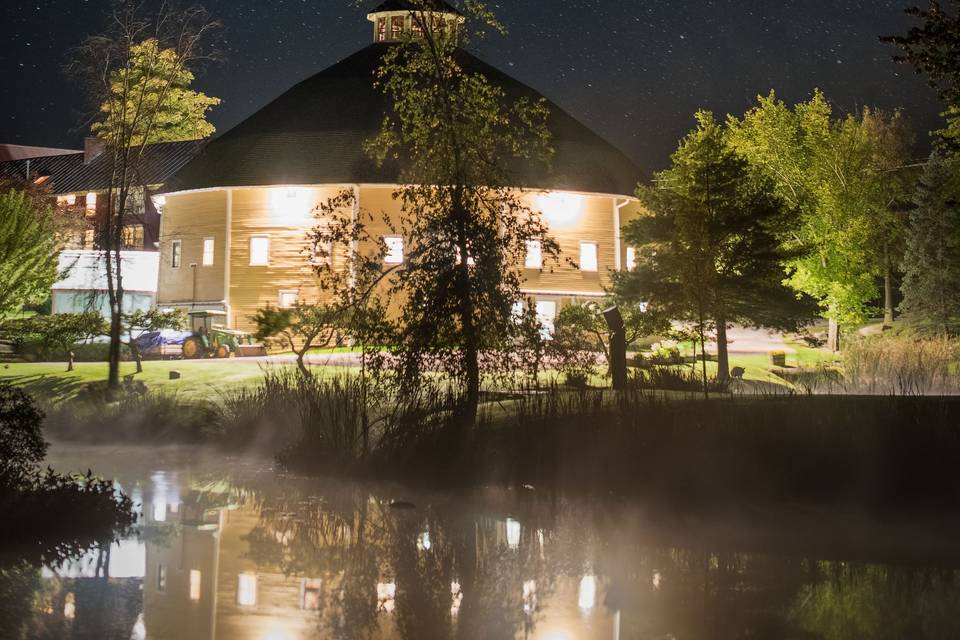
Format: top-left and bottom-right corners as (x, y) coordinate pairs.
(380, 391), (960, 512)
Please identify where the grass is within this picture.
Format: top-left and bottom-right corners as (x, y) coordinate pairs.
(0, 360), (350, 403)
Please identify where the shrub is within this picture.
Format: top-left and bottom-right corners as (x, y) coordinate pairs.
(842, 334), (960, 395)
(0, 383), (48, 489)
(633, 366), (728, 393)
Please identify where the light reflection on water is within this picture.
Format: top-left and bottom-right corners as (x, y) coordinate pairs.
(9, 444), (960, 640)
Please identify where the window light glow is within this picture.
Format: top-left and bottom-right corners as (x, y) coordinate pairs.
(85, 192), (97, 213)
(522, 579), (537, 614)
(626, 246), (637, 271)
(536, 192), (585, 228)
(578, 575), (597, 610)
(525, 240), (543, 269)
(64, 592), (76, 619)
(237, 573), (257, 606)
(202, 238), (215, 266)
(580, 241), (599, 272)
(417, 530), (432, 551)
(506, 518), (521, 550)
(189, 570), (202, 601)
(250, 236), (270, 266)
(301, 578), (323, 611)
(58, 194), (77, 207)
(171, 240), (182, 269)
(278, 290), (299, 309)
(377, 581), (397, 613)
(384, 236), (404, 264)
(451, 581), (463, 616)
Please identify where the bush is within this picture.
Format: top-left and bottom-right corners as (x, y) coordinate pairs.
(633, 366), (728, 393)
(0, 383), (48, 489)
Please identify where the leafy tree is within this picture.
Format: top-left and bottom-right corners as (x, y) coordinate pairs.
(69, 1), (220, 391)
(882, 1), (960, 145)
(2, 313), (107, 372)
(728, 91), (887, 350)
(0, 383), (48, 491)
(91, 38), (220, 146)
(123, 308), (187, 373)
(0, 189), (62, 321)
(900, 154), (960, 332)
(364, 1), (555, 423)
(252, 303), (347, 380)
(619, 111), (811, 384)
(549, 299), (669, 367)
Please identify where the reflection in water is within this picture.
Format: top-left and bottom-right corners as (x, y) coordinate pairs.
(4, 445), (960, 639)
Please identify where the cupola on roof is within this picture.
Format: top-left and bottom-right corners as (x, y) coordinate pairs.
(367, 0), (465, 43)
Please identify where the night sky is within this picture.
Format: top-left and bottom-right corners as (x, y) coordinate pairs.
(0, 0), (946, 173)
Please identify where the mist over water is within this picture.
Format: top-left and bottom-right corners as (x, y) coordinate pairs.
(6, 443), (960, 640)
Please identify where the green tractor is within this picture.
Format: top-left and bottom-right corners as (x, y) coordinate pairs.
(182, 310), (253, 359)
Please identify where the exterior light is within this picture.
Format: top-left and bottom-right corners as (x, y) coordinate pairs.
(506, 518), (521, 549)
(269, 187), (312, 221)
(578, 574), (597, 610)
(536, 192), (585, 229)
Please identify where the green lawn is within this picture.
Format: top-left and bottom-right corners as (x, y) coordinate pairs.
(0, 360), (347, 403)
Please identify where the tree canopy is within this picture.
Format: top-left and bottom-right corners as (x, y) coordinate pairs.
(91, 38), (220, 146)
(363, 1), (556, 422)
(0, 190), (62, 322)
(728, 91), (910, 348)
(618, 111), (811, 381)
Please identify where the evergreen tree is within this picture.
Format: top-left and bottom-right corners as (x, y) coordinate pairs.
(900, 154), (960, 332)
(882, 1), (960, 146)
(617, 112), (811, 384)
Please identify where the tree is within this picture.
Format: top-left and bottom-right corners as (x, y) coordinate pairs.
(549, 298), (669, 368)
(0, 189), (62, 322)
(860, 108), (916, 327)
(91, 38), (220, 146)
(882, 1), (960, 145)
(618, 112), (811, 384)
(0, 383), (47, 491)
(69, 1), (220, 391)
(728, 91), (885, 351)
(124, 308), (187, 373)
(252, 303), (346, 379)
(900, 154), (960, 332)
(1, 313), (107, 372)
(365, 1), (555, 424)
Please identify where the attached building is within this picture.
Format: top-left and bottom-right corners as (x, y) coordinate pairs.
(157, 1), (644, 332)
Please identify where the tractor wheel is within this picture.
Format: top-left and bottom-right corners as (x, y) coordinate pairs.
(182, 337), (203, 359)
(215, 344), (231, 359)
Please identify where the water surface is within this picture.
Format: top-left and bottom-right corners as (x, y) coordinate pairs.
(7, 444), (960, 640)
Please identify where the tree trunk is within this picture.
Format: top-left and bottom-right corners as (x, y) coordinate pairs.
(883, 253), (895, 329)
(296, 350), (311, 380)
(67, 350), (75, 373)
(108, 304), (123, 388)
(715, 319), (730, 383)
(827, 317), (840, 353)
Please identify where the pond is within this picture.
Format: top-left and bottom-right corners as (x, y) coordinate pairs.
(7, 444), (960, 640)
